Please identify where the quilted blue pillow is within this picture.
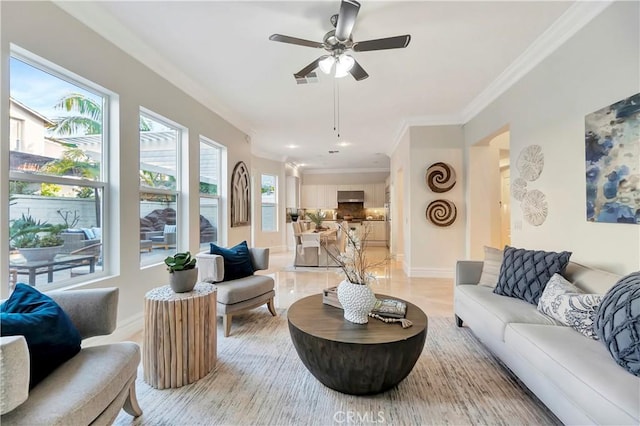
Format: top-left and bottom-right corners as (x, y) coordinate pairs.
(595, 272), (640, 376)
(210, 240), (255, 281)
(1, 284), (82, 388)
(494, 246), (572, 305)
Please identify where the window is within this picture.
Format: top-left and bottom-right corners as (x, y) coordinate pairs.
(8, 52), (107, 290)
(139, 110), (182, 266)
(261, 174), (277, 232)
(199, 137), (222, 249)
(9, 118), (24, 150)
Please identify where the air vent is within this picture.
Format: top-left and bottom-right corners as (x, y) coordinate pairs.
(294, 72), (318, 85)
(328, 150), (339, 154)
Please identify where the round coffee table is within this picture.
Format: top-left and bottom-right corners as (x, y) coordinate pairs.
(287, 293), (428, 395)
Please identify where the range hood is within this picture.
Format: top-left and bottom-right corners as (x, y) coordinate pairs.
(337, 190), (365, 203)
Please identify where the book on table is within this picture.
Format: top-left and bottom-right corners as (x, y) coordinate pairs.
(371, 298), (407, 318)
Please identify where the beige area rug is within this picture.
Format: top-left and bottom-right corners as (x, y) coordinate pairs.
(115, 308), (560, 426)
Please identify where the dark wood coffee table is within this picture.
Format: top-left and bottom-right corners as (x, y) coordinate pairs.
(287, 293), (428, 395)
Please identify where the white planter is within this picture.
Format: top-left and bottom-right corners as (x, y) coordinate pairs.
(19, 245), (63, 262)
(336, 279), (377, 324)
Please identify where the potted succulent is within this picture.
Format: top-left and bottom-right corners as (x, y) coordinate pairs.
(10, 213), (66, 262)
(164, 251), (198, 293)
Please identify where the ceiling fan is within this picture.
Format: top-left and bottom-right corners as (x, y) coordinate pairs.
(269, 0), (411, 81)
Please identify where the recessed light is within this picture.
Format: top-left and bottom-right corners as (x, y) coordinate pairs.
(286, 144), (298, 149)
(337, 141), (350, 147)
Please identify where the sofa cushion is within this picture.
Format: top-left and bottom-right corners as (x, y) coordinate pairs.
(0, 284), (81, 388)
(210, 241), (255, 281)
(595, 271), (640, 376)
(494, 246), (571, 305)
(505, 323), (640, 425)
(0, 342), (139, 426)
(455, 285), (560, 342)
(478, 246), (503, 288)
(537, 273), (603, 339)
(215, 274), (274, 305)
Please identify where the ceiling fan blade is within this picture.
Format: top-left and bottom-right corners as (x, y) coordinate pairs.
(335, 0), (360, 42)
(349, 59), (369, 81)
(353, 35), (411, 52)
(294, 57), (324, 79)
(269, 34), (324, 49)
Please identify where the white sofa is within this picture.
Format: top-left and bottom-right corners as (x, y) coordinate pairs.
(454, 260), (640, 425)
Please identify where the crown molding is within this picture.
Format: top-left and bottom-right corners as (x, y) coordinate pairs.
(251, 149), (286, 163)
(53, 1), (255, 137)
(460, 0), (613, 123)
(389, 114), (464, 156)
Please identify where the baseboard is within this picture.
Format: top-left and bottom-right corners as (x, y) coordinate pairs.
(408, 267), (454, 278)
(84, 312), (144, 346)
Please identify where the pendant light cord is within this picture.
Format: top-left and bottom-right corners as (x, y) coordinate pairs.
(333, 78), (340, 138)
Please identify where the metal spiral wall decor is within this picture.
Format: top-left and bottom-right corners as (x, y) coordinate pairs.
(425, 162), (456, 193)
(426, 199), (457, 227)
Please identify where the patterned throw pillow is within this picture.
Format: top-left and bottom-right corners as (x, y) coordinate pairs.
(494, 246), (572, 304)
(537, 274), (603, 339)
(478, 246), (503, 288)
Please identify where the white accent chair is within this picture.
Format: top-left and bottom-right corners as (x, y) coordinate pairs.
(196, 248), (276, 337)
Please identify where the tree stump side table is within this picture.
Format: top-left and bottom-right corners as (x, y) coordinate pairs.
(143, 283), (217, 389)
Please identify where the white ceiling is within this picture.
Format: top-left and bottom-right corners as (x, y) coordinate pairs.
(56, 1), (607, 173)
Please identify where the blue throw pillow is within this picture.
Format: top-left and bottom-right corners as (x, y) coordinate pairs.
(210, 240), (255, 281)
(1, 284), (82, 388)
(494, 246), (572, 305)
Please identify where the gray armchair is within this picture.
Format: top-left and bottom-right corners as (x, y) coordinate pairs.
(0, 288), (142, 425)
(196, 248), (276, 337)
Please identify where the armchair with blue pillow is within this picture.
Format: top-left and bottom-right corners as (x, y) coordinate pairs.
(0, 285), (142, 425)
(196, 241), (277, 337)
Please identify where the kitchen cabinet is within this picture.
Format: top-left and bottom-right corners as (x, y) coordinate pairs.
(363, 221), (386, 244)
(363, 184), (374, 207)
(374, 183), (386, 207)
(324, 185), (337, 208)
(302, 183), (386, 209)
(286, 176), (300, 208)
(301, 185), (318, 208)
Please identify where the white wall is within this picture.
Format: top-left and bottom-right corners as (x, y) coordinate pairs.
(1, 2), (253, 320)
(408, 126), (465, 278)
(463, 1), (640, 274)
(390, 128), (410, 260)
(251, 155), (286, 251)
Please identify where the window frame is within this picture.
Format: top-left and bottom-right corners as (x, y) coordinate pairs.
(139, 108), (185, 266)
(260, 174), (278, 233)
(8, 47), (111, 289)
(199, 136), (223, 250)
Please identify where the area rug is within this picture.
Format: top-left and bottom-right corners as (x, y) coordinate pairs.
(114, 308), (560, 426)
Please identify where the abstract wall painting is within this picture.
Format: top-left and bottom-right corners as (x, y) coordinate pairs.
(585, 93), (640, 225)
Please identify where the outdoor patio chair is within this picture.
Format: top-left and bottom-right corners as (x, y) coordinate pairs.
(145, 225), (177, 250)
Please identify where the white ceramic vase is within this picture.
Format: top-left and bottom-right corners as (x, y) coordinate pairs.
(336, 279), (377, 324)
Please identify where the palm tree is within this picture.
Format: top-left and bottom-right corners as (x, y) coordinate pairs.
(49, 93), (151, 136)
(49, 93), (102, 136)
(47, 93), (153, 226)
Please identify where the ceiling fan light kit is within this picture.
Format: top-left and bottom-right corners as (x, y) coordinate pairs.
(269, 0), (411, 82)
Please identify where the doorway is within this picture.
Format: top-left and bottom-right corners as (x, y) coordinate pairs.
(467, 127), (510, 258)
